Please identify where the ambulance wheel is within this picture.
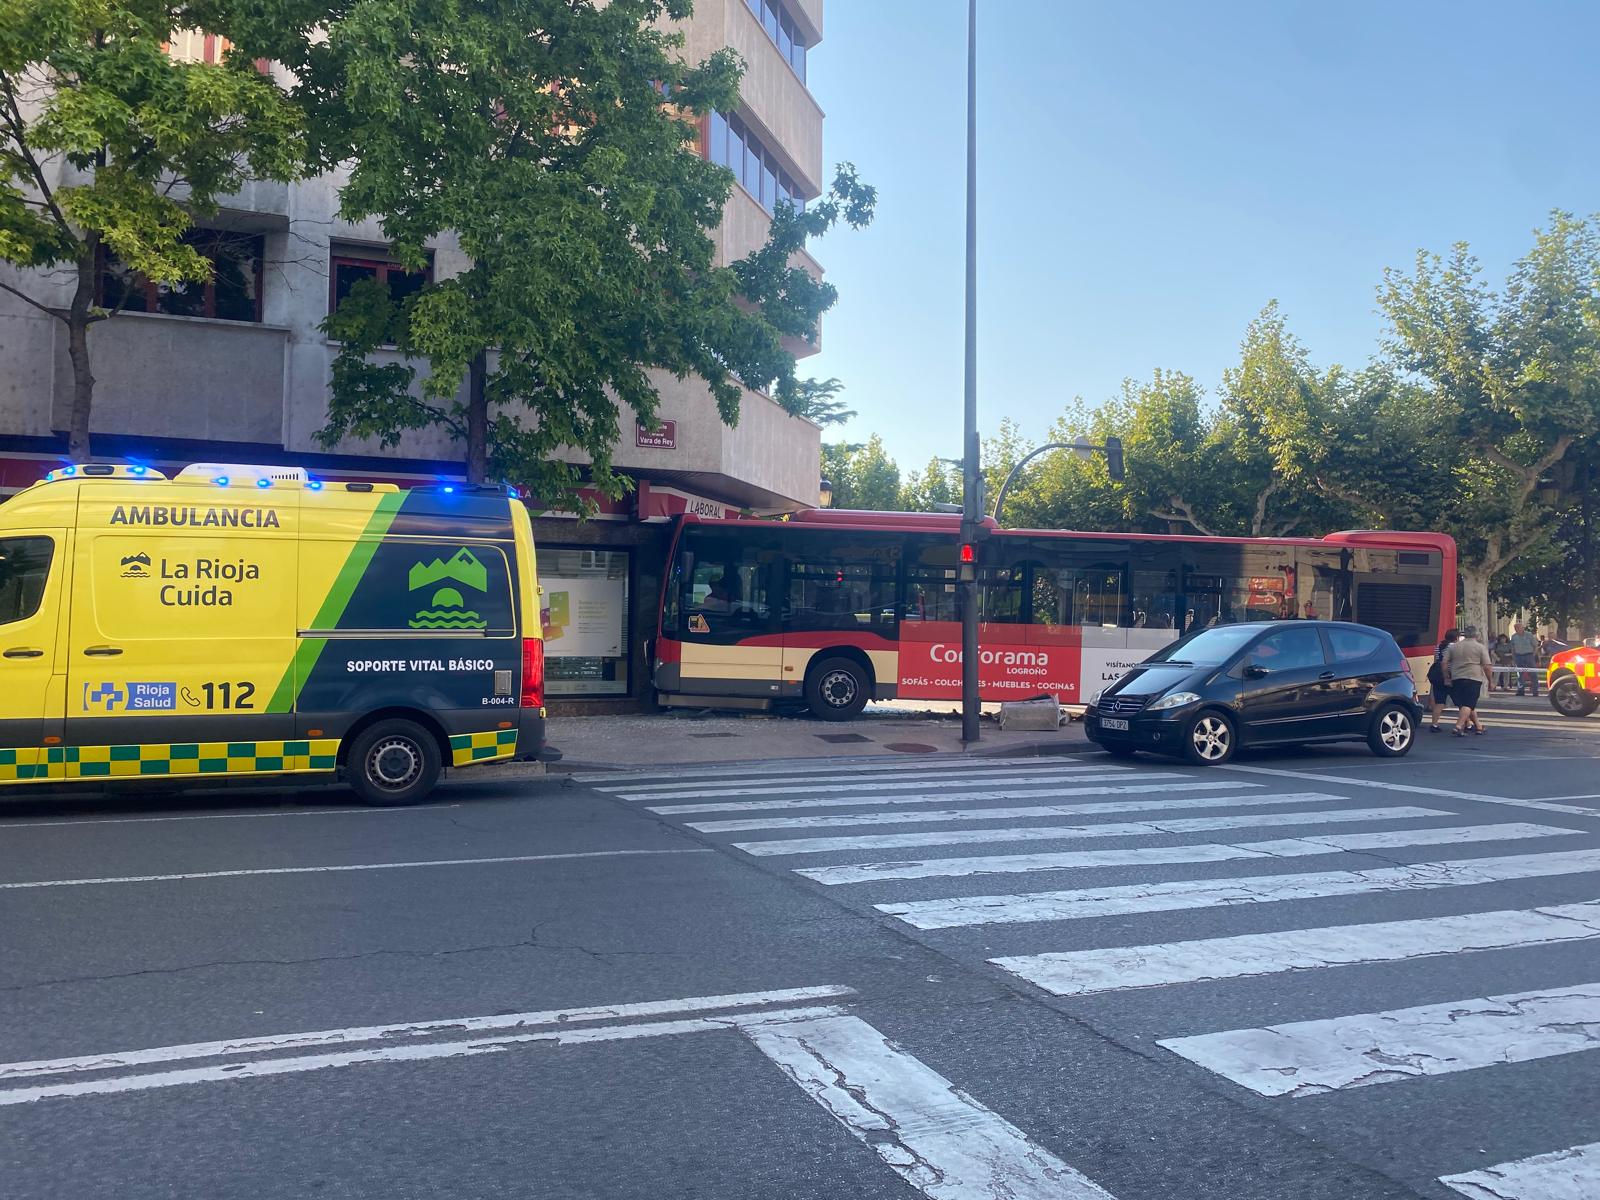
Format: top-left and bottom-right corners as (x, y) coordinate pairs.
(347, 719), (441, 806)
(805, 657), (870, 721)
(1549, 676), (1599, 719)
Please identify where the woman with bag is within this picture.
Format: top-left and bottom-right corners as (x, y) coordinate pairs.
(1428, 628), (1459, 733)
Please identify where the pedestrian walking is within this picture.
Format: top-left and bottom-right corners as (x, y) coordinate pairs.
(1509, 621), (1539, 695)
(1444, 626), (1492, 737)
(1490, 633), (1514, 692)
(1427, 627), (1460, 733)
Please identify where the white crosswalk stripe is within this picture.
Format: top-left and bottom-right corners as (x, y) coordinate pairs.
(795, 822), (1575, 885)
(612, 764), (1131, 800)
(992, 899), (1600, 996)
(1158, 981), (1600, 1096)
(597, 755), (1600, 1185)
(877, 847), (1600, 930)
(1441, 1140), (1600, 1199)
(645, 774), (1166, 814)
(732, 803), (1437, 856)
(686, 783), (1270, 832)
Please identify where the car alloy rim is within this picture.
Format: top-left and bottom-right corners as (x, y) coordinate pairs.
(1192, 715), (1230, 760)
(368, 737), (422, 789)
(1555, 681), (1585, 714)
(821, 669), (858, 708)
(1380, 709), (1411, 751)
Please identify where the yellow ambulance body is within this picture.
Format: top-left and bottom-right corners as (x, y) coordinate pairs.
(0, 463), (546, 804)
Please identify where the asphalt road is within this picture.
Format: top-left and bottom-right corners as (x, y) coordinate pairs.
(3, 700), (1599, 1199)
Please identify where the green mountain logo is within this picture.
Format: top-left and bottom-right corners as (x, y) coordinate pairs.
(408, 547), (489, 629)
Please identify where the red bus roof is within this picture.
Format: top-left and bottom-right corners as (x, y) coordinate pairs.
(682, 508), (1455, 553)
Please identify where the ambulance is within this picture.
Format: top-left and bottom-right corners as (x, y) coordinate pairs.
(0, 463), (547, 804)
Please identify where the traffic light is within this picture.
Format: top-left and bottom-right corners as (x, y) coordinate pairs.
(958, 540), (977, 582)
(1104, 435), (1125, 481)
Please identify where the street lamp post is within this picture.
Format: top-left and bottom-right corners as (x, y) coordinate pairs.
(990, 436), (1126, 526)
(959, 0), (981, 744)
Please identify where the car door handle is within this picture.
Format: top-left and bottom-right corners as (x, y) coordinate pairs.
(1318, 671), (1336, 680)
(82, 645), (123, 657)
(3, 647), (43, 659)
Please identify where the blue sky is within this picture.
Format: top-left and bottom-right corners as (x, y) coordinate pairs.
(800, 0), (1600, 470)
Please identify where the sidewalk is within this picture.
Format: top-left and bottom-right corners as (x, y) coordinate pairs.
(543, 702), (1088, 772)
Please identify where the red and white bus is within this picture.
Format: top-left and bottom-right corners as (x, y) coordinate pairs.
(652, 509), (1456, 720)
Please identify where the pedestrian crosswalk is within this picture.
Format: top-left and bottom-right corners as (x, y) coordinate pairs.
(585, 752), (1600, 1198)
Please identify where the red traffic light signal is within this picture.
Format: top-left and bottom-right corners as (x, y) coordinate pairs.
(959, 543), (976, 564)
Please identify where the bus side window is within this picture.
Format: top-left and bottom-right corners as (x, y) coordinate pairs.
(0, 537), (54, 624)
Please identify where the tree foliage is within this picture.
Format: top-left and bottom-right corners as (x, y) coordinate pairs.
(0, 0), (303, 458)
(821, 434), (899, 511)
(219, 0), (874, 502)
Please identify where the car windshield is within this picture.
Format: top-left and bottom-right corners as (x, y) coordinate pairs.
(1145, 624), (1267, 666)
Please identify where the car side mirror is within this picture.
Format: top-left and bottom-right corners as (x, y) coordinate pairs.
(1243, 663), (1269, 680)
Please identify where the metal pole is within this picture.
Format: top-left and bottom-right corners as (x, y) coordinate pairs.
(959, 0), (980, 744)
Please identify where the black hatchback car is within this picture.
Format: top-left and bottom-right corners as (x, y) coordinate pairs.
(1084, 621), (1420, 765)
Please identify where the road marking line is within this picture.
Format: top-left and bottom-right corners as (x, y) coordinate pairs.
(0, 806), (452, 831)
(0, 1006), (851, 1107)
(876, 847), (1600, 929)
(1526, 794), (1600, 802)
(1217, 763), (1600, 817)
(797, 822), (1571, 885)
(1159, 981), (1600, 1097)
(648, 775), (1181, 815)
(1441, 1140), (1600, 1199)
(0, 847), (714, 891)
(993, 899), (1600, 996)
(615, 767), (1132, 801)
(573, 757), (1086, 787)
(0, 986), (859, 1082)
(744, 1012), (1118, 1200)
(731, 801), (1429, 856)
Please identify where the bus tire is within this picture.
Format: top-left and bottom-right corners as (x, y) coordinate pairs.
(346, 718), (442, 806)
(805, 657), (870, 721)
(1549, 675), (1599, 719)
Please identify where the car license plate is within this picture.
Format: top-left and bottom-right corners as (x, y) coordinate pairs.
(1101, 717), (1129, 731)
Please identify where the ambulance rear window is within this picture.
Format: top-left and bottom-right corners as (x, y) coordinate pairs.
(0, 537), (53, 624)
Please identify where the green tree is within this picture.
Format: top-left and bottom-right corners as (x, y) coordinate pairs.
(225, 0), (873, 501)
(821, 433), (900, 511)
(0, 2), (303, 459)
(792, 377), (855, 427)
(898, 454), (959, 511)
(1371, 212), (1600, 630)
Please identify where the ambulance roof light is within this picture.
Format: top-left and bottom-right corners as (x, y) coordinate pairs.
(178, 463), (308, 485)
(256, 477), (272, 488)
(61, 465), (76, 477)
(214, 476), (230, 487)
(306, 479), (323, 491)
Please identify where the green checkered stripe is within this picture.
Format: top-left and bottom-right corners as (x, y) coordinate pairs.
(0, 739), (343, 783)
(449, 729), (518, 766)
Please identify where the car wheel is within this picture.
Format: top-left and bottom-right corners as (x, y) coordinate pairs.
(1549, 676), (1599, 719)
(346, 718), (442, 806)
(1182, 710), (1236, 766)
(1368, 703), (1415, 757)
(1100, 744), (1138, 760)
(805, 657), (870, 721)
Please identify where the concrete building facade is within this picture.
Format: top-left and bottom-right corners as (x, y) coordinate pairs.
(0, 0), (830, 711)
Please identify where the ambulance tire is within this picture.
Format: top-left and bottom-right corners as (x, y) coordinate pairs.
(1549, 676), (1599, 719)
(347, 719), (442, 806)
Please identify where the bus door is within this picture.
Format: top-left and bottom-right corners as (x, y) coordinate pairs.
(674, 531), (783, 700)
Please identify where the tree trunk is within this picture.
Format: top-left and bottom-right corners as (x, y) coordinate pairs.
(1459, 563), (1491, 636)
(465, 349), (488, 484)
(65, 236), (98, 462)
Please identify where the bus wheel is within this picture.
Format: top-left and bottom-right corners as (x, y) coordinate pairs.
(805, 658), (870, 721)
(347, 719), (442, 806)
(1550, 676), (1599, 719)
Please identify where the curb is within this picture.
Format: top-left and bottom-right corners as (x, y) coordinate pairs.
(545, 732), (1089, 774)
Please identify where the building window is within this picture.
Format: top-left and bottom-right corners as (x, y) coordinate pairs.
(537, 548), (632, 697)
(98, 230), (264, 323)
(706, 112), (806, 216)
(329, 251), (432, 315)
(744, 0), (809, 81)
